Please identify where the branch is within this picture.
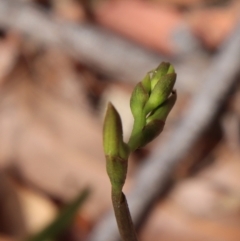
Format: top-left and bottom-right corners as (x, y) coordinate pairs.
(0, 172), (26, 238)
(88, 22), (240, 241)
(0, 0), (165, 81)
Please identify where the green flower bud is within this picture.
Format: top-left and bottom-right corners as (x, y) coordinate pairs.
(103, 103), (129, 192)
(130, 83), (149, 119)
(128, 62), (177, 151)
(144, 72), (176, 115)
(150, 62), (171, 89)
(103, 103), (124, 157)
(166, 64), (175, 75)
(146, 90), (177, 124)
(141, 73), (151, 94)
(139, 119), (165, 148)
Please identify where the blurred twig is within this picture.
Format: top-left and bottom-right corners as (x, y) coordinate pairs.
(0, 0), (165, 81)
(77, 0), (96, 21)
(88, 22), (240, 241)
(0, 172), (26, 239)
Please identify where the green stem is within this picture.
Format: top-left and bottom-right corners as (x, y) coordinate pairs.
(112, 189), (138, 241)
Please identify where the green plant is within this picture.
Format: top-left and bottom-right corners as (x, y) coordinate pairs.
(26, 189), (89, 241)
(103, 62), (177, 241)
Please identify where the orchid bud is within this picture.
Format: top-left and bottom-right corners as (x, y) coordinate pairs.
(146, 90), (177, 124)
(103, 103), (129, 192)
(144, 70), (176, 115)
(128, 62), (177, 151)
(130, 83), (149, 119)
(150, 62), (171, 89)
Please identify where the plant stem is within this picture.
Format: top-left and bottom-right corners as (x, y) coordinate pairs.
(112, 189), (138, 241)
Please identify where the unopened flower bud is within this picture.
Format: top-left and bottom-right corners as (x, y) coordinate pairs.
(130, 83), (149, 119)
(128, 62), (177, 151)
(103, 103), (129, 192)
(146, 90), (177, 124)
(144, 71), (176, 115)
(138, 119), (165, 148)
(150, 62), (171, 89)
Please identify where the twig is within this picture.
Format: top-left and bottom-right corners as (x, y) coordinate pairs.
(0, 0), (165, 81)
(88, 21), (240, 241)
(0, 0), (208, 94)
(0, 172), (26, 238)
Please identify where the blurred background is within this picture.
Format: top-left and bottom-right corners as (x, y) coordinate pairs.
(0, 0), (240, 241)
